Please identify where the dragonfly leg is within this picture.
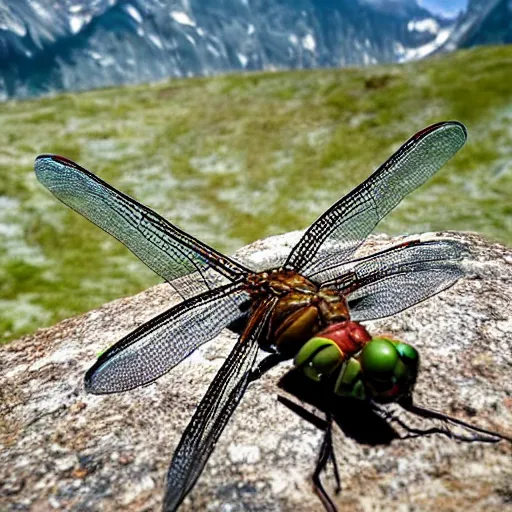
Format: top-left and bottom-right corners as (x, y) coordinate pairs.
(312, 414), (339, 512)
(375, 403), (456, 440)
(329, 435), (342, 494)
(400, 399), (512, 443)
(248, 353), (288, 383)
(373, 399), (511, 444)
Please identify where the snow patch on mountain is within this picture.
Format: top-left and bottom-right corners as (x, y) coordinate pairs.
(408, 18), (439, 34)
(170, 10), (196, 27)
(399, 26), (450, 61)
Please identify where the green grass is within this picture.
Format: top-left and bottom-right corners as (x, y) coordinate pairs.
(1, 45), (511, 343)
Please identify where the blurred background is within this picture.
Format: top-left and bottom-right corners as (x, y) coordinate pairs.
(0, 0), (511, 343)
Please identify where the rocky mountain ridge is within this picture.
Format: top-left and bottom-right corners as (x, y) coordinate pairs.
(0, 0), (457, 100)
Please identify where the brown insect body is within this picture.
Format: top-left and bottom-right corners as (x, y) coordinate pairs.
(245, 269), (350, 357)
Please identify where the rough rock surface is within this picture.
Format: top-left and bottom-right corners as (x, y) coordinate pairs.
(1, 231), (511, 512)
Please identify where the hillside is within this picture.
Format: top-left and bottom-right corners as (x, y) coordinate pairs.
(1, 45), (511, 342)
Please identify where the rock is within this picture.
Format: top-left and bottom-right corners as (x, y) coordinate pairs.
(1, 231), (511, 512)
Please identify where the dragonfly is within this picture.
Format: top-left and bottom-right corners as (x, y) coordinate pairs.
(34, 121), (508, 511)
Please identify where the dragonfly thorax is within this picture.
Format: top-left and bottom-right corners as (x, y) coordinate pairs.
(246, 268), (317, 297)
(247, 269), (350, 357)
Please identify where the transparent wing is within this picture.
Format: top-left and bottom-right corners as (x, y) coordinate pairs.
(163, 298), (276, 511)
(35, 155), (249, 289)
(171, 265), (233, 301)
(317, 240), (466, 321)
(85, 280), (249, 394)
(319, 239), (467, 288)
(284, 122), (467, 277)
(346, 266), (464, 321)
(310, 237), (468, 286)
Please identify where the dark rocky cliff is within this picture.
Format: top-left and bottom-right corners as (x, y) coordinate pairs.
(0, 0), (448, 99)
(438, 0), (512, 52)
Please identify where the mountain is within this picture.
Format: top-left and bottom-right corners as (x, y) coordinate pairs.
(438, 0), (512, 52)
(0, 0), (452, 100)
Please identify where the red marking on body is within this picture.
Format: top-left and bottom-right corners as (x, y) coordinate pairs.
(316, 321), (371, 357)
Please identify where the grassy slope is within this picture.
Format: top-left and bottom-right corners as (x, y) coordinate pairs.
(1, 45), (511, 343)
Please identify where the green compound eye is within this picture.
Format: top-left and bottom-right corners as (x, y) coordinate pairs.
(360, 338), (398, 380)
(294, 337), (343, 382)
(396, 342), (419, 362)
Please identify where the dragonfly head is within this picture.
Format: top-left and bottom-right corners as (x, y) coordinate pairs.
(357, 337), (419, 402)
(294, 328), (419, 403)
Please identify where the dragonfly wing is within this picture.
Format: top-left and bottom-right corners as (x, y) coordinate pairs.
(320, 239), (467, 321)
(284, 122), (467, 277)
(35, 156), (249, 288)
(170, 265), (233, 301)
(319, 239), (467, 287)
(346, 266), (464, 321)
(163, 298), (276, 511)
(85, 280), (249, 394)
